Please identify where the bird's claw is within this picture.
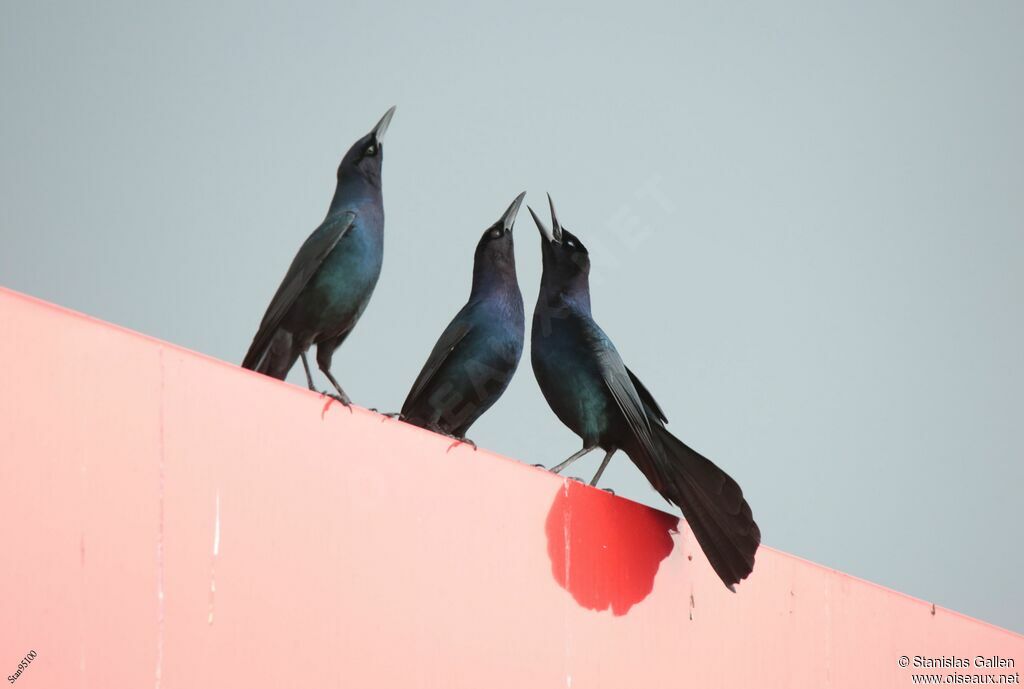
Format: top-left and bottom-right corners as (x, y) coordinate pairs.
(430, 425), (476, 451)
(447, 436), (477, 451)
(532, 463), (547, 468)
(321, 390), (353, 411)
(601, 488), (616, 495)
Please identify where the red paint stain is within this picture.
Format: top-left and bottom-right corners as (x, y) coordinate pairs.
(545, 480), (678, 616)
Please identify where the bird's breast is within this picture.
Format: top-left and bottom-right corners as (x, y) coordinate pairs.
(531, 331), (614, 444)
(295, 220), (383, 335)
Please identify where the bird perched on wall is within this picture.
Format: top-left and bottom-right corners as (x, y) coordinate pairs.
(399, 193), (527, 444)
(241, 107), (395, 404)
(528, 195), (760, 590)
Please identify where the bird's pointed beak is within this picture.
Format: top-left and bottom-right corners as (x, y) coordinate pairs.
(372, 106), (396, 144)
(547, 193), (563, 243)
(529, 205), (554, 243)
(500, 191), (527, 232)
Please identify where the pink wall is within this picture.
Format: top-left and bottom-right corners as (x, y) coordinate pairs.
(1, 286), (1020, 688)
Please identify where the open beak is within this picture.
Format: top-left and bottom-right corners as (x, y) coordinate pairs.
(528, 205), (554, 243)
(371, 106), (396, 144)
(530, 193), (565, 244)
(499, 191), (527, 232)
(546, 193), (563, 243)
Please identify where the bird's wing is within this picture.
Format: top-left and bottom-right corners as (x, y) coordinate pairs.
(625, 366), (668, 424)
(581, 320), (659, 460)
(401, 312), (474, 415)
(242, 210), (357, 370)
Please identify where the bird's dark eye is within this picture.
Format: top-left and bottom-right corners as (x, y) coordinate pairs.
(365, 144), (377, 156)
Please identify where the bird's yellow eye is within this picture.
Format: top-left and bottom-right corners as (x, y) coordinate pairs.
(489, 228), (502, 239)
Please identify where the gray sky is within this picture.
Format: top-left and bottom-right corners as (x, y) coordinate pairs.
(2, 0), (1022, 632)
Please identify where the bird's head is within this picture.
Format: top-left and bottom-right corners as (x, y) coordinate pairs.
(337, 106), (395, 187)
(472, 192), (526, 286)
(529, 194), (591, 283)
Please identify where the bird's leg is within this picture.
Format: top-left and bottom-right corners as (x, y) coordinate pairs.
(299, 350), (339, 403)
(300, 353), (317, 391)
(320, 368), (352, 406)
(315, 344), (352, 407)
(589, 447), (617, 487)
(549, 446), (596, 474)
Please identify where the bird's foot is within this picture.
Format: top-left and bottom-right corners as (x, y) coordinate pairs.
(567, 476), (585, 483)
(446, 435), (477, 452)
(427, 425), (477, 451)
(532, 463), (547, 468)
(372, 410), (402, 419)
(321, 390), (353, 411)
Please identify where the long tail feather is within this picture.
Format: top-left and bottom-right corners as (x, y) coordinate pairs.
(648, 425), (760, 589)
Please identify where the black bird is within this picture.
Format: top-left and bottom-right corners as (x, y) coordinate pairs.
(528, 195), (760, 590)
(242, 107), (395, 404)
(399, 193), (527, 442)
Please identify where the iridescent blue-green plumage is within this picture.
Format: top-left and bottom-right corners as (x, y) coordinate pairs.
(529, 196), (760, 590)
(242, 107), (395, 403)
(400, 193), (526, 438)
